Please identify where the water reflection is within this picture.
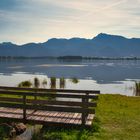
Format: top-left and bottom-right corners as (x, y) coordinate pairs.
(0, 59), (140, 96)
(0, 59), (140, 84)
(0, 73), (136, 96)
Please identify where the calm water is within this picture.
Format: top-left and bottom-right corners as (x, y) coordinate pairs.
(0, 59), (140, 96)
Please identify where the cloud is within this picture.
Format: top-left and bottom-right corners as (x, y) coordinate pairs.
(0, 0), (139, 44)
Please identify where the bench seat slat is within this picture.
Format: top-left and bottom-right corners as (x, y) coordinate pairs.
(0, 102), (95, 114)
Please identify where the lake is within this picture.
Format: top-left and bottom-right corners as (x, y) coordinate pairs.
(0, 58), (140, 96)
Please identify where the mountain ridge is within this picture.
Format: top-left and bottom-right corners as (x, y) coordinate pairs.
(0, 33), (140, 57)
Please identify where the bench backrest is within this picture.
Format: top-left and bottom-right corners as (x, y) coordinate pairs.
(0, 86), (100, 125)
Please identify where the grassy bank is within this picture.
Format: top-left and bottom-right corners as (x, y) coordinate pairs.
(0, 94), (140, 140)
(94, 94), (140, 140)
(32, 94), (140, 140)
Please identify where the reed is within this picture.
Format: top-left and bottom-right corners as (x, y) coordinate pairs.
(34, 77), (40, 102)
(34, 77), (40, 88)
(60, 77), (65, 89)
(135, 82), (140, 96)
(50, 77), (56, 89)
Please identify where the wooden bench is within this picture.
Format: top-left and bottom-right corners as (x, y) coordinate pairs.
(0, 86), (100, 127)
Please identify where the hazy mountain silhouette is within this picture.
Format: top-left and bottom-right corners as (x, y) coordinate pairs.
(0, 33), (140, 57)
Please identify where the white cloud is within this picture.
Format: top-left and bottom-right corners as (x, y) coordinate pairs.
(0, 0), (140, 44)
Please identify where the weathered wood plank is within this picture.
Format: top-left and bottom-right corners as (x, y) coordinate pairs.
(0, 90), (99, 99)
(0, 107), (94, 126)
(86, 114), (94, 126)
(25, 104), (95, 114)
(27, 100), (97, 107)
(0, 86), (100, 94)
(0, 97), (97, 109)
(0, 97), (23, 103)
(0, 102), (24, 109)
(0, 102), (94, 115)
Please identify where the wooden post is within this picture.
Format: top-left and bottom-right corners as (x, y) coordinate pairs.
(85, 92), (89, 117)
(23, 95), (26, 122)
(82, 97), (86, 125)
(82, 92), (89, 125)
(34, 89), (38, 111)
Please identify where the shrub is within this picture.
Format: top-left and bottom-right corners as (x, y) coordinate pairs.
(70, 78), (79, 84)
(18, 80), (32, 88)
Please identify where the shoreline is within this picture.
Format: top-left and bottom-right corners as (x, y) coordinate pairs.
(0, 56), (140, 61)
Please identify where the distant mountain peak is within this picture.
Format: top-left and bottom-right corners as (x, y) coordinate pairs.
(0, 42), (17, 47)
(93, 33), (127, 40)
(97, 33), (108, 36)
(1, 42), (14, 45)
(47, 38), (68, 42)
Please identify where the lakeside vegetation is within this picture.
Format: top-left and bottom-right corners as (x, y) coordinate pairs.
(60, 78), (65, 89)
(17, 77), (79, 89)
(135, 82), (140, 96)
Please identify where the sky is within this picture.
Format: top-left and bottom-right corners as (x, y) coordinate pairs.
(0, 0), (140, 44)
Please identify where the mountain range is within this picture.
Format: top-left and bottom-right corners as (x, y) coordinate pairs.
(0, 33), (140, 57)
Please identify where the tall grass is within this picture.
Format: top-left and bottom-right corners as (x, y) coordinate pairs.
(135, 82), (140, 96)
(34, 77), (40, 102)
(34, 77), (40, 88)
(50, 77), (56, 89)
(0, 121), (12, 140)
(60, 78), (65, 89)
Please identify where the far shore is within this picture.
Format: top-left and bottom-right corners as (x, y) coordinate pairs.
(0, 56), (140, 61)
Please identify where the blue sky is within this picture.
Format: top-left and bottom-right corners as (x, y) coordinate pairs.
(0, 0), (140, 44)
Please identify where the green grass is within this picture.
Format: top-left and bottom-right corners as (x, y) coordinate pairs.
(0, 94), (140, 140)
(32, 94), (140, 140)
(94, 94), (140, 140)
